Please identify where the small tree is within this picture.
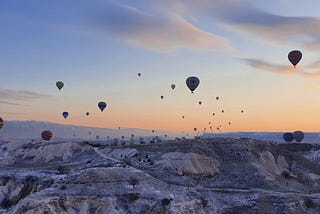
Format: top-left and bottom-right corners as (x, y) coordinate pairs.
(128, 177), (139, 190)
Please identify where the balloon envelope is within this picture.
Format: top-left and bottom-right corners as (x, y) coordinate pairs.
(160, 96), (164, 99)
(0, 117), (3, 130)
(198, 101), (202, 105)
(98, 102), (107, 112)
(293, 131), (304, 142)
(186, 76), (200, 93)
(138, 73), (141, 77)
(86, 112), (89, 116)
(216, 97), (219, 100)
(288, 50), (302, 67)
(56, 81), (64, 90)
(62, 112), (69, 119)
(283, 132), (294, 142)
(41, 130), (53, 141)
(171, 84), (176, 90)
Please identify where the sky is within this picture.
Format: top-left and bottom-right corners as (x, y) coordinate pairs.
(1, 0), (320, 133)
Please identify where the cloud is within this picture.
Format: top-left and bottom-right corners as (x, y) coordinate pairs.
(92, 2), (231, 52)
(242, 58), (295, 75)
(243, 58), (320, 78)
(158, 0), (320, 48)
(0, 88), (52, 106)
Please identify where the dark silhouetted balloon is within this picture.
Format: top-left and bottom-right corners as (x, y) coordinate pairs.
(171, 84), (176, 90)
(56, 81), (64, 90)
(160, 96), (164, 99)
(62, 112), (69, 119)
(283, 132), (293, 142)
(198, 101), (202, 105)
(165, 134), (167, 138)
(98, 102), (107, 112)
(241, 110), (244, 113)
(182, 116), (185, 119)
(209, 122), (211, 124)
(194, 128), (197, 131)
(293, 131), (304, 142)
(216, 97), (219, 101)
(288, 50), (302, 67)
(186, 76), (200, 93)
(213, 113), (215, 116)
(152, 130), (155, 133)
(41, 130), (52, 141)
(131, 134), (134, 138)
(0, 117), (3, 130)
(228, 122), (231, 125)
(118, 127), (121, 130)
(138, 73), (141, 77)
(89, 131), (91, 135)
(221, 110), (224, 113)
(86, 112), (89, 116)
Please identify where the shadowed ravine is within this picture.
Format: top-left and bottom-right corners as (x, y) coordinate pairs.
(0, 138), (320, 213)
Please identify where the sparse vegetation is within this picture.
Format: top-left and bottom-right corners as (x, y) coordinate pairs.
(304, 198), (315, 209)
(161, 198), (171, 206)
(128, 177), (139, 190)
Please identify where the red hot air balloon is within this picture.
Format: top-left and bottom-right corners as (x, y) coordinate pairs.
(288, 50), (302, 67)
(41, 130), (53, 141)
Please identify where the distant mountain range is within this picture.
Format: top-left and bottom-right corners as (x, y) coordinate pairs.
(0, 120), (178, 140)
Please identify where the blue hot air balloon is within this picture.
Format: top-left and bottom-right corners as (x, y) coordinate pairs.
(98, 102), (107, 112)
(186, 76), (200, 93)
(62, 112), (69, 119)
(283, 132), (294, 142)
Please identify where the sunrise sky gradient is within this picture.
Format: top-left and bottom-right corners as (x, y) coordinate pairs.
(1, 0), (320, 132)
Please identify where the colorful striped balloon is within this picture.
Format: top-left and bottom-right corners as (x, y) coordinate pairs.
(41, 130), (53, 141)
(0, 117), (3, 130)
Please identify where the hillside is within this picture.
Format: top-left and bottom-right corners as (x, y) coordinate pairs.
(0, 120), (177, 140)
(0, 137), (320, 213)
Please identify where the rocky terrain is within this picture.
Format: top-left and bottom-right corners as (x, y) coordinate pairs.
(0, 137), (320, 213)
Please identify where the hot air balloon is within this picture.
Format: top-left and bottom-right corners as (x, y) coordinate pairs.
(89, 131), (91, 135)
(198, 101), (202, 105)
(209, 122), (211, 125)
(288, 50), (302, 67)
(221, 110), (224, 113)
(171, 84), (176, 90)
(138, 73), (141, 77)
(241, 110), (244, 113)
(182, 116), (185, 119)
(62, 112), (69, 119)
(283, 132), (293, 142)
(41, 130), (52, 141)
(293, 131), (304, 142)
(216, 97), (219, 101)
(164, 134), (168, 138)
(160, 96), (164, 99)
(98, 102), (107, 112)
(118, 127), (121, 130)
(213, 113), (215, 116)
(56, 81), (64, 91)
(131, 134), (134, 138)
(228, 122), (231, 125)
(86, 112), (90, 116)
(186, 76), (200, 93)
(194, 128), (197, 132)
(152, 130), (155, 133)
(0, 117), (4, 130)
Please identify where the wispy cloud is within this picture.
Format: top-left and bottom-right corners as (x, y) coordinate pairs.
(158, 0), (320, 49)
(242, 58), (295, 75)
(243, 58), (320, 78)
(0, 88), (52, 106)
(91, 2), (231, 52)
